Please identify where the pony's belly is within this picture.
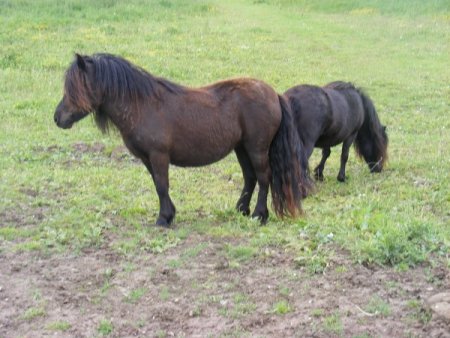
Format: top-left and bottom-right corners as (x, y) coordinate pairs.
(169, 136), (238, 167)
(170, 148), (234, 167)
(315, 136), (342, 148)
(169, 124), (241, 167)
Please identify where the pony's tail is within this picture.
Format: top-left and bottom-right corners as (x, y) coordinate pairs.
(269, 95), (312, 218)
(354, 88), (388, 172)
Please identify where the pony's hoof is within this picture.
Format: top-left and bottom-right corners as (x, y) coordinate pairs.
(337, 175), (346, 182)
(251, 211), (268, 225)
(155, 218), (170, 227)
(236, 205), (250, 217)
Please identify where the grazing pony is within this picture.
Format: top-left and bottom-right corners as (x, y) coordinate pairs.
(54, 53), (311, 226)
(284, 81), (388, 182)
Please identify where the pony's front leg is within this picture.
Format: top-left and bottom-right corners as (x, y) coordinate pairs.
(314, 147), (331, 181)
(145, 152), (176, 227)
(337, 134), (357, 182)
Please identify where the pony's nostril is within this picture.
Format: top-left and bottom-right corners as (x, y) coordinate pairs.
(54, 115), (58, 124)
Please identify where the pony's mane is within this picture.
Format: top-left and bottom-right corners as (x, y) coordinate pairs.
(64, 53), (186, 133)
(324, 81), (356, 91)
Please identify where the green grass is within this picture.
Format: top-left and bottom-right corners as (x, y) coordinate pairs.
(406, 299), (432, 324)
(159, 286), (170, 301)
(271, 300), (293, 315)
(0, 0), (449, 271)
(46, 321), (72, 332)
(322, 311), (344, 335)
(219, 293), (257, 318)
(21, 306), (46, 320)
(364, 295), (391, 317)
(98, 319), (114, 336)
(125, 287), (147, 303)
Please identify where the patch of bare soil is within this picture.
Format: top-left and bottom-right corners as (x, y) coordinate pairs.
(1, 233), (449, 338)
(69, 142), (138, 164)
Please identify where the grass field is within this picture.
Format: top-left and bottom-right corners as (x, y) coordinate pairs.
(1, 0), (449, 336)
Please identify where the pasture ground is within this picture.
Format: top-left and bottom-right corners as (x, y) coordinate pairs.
(1, 229), (449, 337)
(1, 0), (449, 337)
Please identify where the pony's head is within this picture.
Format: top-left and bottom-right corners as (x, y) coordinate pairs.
(54, 54), (100, 129)
(357, 125), (388, 173)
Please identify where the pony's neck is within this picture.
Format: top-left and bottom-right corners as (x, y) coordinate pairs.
(95, 100), (138, 135)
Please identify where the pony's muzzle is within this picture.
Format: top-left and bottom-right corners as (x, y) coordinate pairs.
(54, 113), (73, 129)
(369, 163), (382, 173)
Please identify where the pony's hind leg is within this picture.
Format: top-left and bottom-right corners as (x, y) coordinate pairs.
(144, 153), (176, 226)
(337, 134), (357, 182)
(314, 147), (331, 181)
(247, 151), (270, 224)
(235, 146), (257, 216)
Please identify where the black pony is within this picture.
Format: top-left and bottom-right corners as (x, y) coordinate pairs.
(54, 53), (311, 226)
(284, 81), (388, 182)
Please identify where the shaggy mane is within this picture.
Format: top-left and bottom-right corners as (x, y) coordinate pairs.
(63, 53), (186, 133)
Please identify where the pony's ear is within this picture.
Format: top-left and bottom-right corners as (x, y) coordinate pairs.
(75, 53), (87, 72)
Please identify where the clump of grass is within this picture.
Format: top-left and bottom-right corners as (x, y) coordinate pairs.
(22, 306), (46, 320)
(226, 244), (256, 263)
(406, 299), (432, 324)
(271, 300), (292, 315)
(140, 232), (181, 254)
(364, 295), (391, 317)
(159, 286), (170, 301)
(351, 219), (445, 267)
(125, 287), (147, 303)
(46, 321), (71, 331)
(322, 312), (343, 335)
(311, 308), (324, 317)
(98, 319), (113, 336)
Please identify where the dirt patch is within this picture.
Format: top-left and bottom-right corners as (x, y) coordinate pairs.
(32, 142), (139, 166)
(69, 142), (138, 164)
(1, 234), (449, 337)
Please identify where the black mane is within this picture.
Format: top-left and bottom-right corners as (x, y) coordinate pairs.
(66, 53), (186, 133)
(324, 81), (356, 91)
(87, 53), (186, 102)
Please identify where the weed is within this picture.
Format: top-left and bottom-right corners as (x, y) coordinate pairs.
(140, 232), (181, 254)
(406, 299), (432, 324)
(226, 245), (256, 263)
(271, 300), (292, 315)
(22, 306), (46, 320)
(295, 251), (329, 275)
(98, 319), (113, 336)
(46, 321), (72, 331)
(160, 286), (170, 301)
(311, 308), (324, 317)
(229, 293), (257, 318)
(335, 265), (348, 273)
(125, 287), (147, 303)
(156, 330), (167, 338)
(352, 334), (373, 338)
(364, 295), (391, 317)
(278, 286), (290, 297)
(323, 312), (343, 335)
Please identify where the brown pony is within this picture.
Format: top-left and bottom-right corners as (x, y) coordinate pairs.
(54, 53), (311, 226)
(285, 81), (388, 182)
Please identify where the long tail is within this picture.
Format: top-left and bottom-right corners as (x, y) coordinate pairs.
(354, 88), (388, 171)
(269, 95), (312, 218)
